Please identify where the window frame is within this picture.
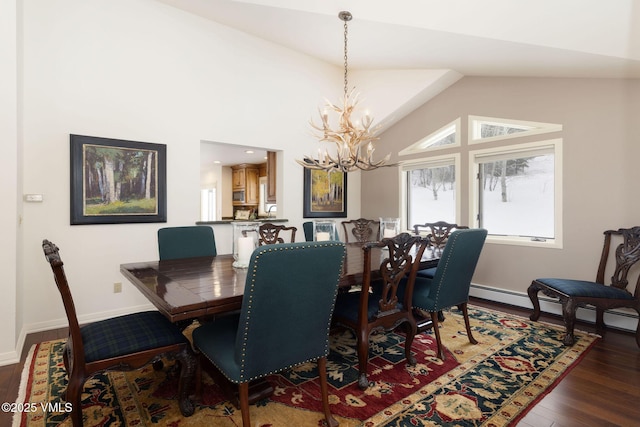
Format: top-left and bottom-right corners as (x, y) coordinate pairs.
(400, 153), (462, 232)
(468, 138), (563, 248)
(469, 115), (563, 145)
(399, 118), (461, 156)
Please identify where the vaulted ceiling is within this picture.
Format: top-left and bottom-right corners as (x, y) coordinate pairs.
(157, 0), (640, 78)
(165, 0), (640, 166)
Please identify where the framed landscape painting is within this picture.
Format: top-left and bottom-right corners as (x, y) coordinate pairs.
(70, 134), (167, 225)
(303, 168), (347, 218)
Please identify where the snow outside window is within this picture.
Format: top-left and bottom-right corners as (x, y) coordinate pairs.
(470, 139), (563, 248)
(401, 154), (460, 231)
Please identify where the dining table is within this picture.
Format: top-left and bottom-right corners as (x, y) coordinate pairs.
(119, 242), (439, 324)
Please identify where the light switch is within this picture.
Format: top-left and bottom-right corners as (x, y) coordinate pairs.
(24, 194), (44, 202)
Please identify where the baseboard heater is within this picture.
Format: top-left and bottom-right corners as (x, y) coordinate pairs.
(469, 283), (638, 333)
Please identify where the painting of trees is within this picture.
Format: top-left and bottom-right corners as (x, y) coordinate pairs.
(303, 169), (347, 217)
(71, 135), (166, 224)
(83, 144), (158, 214)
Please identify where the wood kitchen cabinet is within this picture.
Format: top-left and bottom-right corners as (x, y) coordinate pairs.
(245, 167), (259, 205)
(266, 151), (276, 203)
(232, 167), (245, 190)
(231, 164), (259, 206)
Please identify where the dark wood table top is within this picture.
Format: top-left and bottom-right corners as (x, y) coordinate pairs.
(120, 243), (438, 323)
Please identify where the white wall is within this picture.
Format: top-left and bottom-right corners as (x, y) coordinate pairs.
(0, 0), (20, 363)
(3, 0), (364, 363)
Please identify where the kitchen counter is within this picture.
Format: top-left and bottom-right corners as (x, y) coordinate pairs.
(195, 219), (291, 255)
(196, 218), (288, 225)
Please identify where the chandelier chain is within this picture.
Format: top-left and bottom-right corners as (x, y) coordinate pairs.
(343, 19), (349, 98)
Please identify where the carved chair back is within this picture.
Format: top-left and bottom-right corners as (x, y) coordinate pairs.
(258, 222), (297, 245)
(413, 221), (468, 250)
(597, 227), (640, 292)
(332, 232), (428, 388)
(342, 218), (381, 243)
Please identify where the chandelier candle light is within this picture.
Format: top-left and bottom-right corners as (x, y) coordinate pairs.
(296, 11), (392, 173)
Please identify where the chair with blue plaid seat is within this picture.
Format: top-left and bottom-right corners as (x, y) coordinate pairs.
(192, 241), (346, 427)
(158, 225), (217, 260)
(528, 227), (640, 347)
(42, 240), (196, 427)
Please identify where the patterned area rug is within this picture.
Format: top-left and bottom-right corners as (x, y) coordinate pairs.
(14, 306), (598, 426)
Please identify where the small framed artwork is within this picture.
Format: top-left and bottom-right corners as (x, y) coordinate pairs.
(303, 168), (347, 218)
(70, 134), (167, 225)
(235, 209), (251, 220)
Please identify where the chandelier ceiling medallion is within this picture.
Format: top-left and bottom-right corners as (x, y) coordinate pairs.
(297, 11), (391, 173)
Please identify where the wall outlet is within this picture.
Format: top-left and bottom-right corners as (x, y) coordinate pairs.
(113, 282), (122, 293)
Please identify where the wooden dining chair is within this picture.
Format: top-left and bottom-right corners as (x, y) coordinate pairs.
(341, 218), (381, 243)
(257, 222), (297, 245)
(412, 221), (468, 279)
(332, 233), (428, 389)
(413, 221), (468, 246)
(528, 227), (640, 347)
(411, 228), (487, 359)
(192, 241), (346, 427)
(42, 240), (196, 427)
(157, 226), (217, 260)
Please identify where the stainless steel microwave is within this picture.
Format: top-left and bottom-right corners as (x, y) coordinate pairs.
(233, 190), (245, 203)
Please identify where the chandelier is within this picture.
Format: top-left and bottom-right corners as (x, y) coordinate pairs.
(296, 11), (391, 172)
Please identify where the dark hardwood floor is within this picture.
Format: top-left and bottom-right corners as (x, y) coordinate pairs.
(1, 298), (638, 427)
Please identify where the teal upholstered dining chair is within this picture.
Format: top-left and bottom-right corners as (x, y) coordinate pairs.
(528, 227), (640, 347)
(332, 233), (428, 389)
(411, 228), (487, 360)
(158, 226), (217, 260)
(303, 221), (340, 241)
(42, 240), (196, 427)
(192, 241), (346, 427)
(303, 221), (314, 241)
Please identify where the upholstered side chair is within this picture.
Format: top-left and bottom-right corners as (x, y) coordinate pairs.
(42, 239), (196, 427)
(411, 228), (487, 359)
(157, 225), (217, 260)
(192, 241), (346, 427)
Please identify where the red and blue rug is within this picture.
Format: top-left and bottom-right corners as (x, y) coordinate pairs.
(14, 305), (597, 426)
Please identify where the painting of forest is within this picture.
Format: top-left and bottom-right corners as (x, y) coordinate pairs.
(83, 145), (157, 215)
(70, 135), (166, 224)
(303, 169), (347, 218)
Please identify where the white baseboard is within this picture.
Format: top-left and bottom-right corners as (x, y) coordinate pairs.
(0, 303), (156, 368)
(470, 283), (639, 333)
(0, 349), (20, 366)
